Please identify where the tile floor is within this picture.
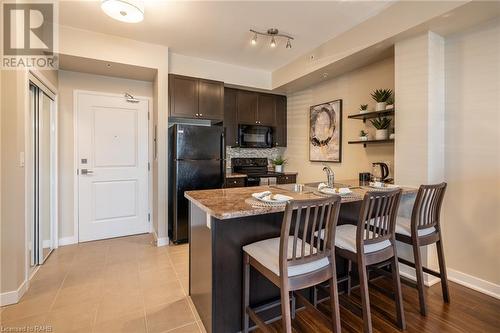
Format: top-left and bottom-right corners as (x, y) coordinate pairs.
(0, 234), (205, 333)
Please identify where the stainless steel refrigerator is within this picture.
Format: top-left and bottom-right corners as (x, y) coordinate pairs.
(168, 124), (225, 243)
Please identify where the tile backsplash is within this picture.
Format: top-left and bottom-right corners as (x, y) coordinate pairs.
(226, 147), (285, 168)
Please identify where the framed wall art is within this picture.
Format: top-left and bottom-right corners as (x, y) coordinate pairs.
(309, 99), (342, 162)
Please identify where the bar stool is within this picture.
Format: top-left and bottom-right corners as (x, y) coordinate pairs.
(318, 189), (405, 333)
(395, 182), (449, 316)
(242, 196), (342, 333)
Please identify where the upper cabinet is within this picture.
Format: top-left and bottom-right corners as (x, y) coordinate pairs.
(169, 74), (224, 121)
(224, 87), (287, 147)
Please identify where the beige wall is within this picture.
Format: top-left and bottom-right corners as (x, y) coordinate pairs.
(284, 57), (395, 183)
(58, 70), (153, 239)
(443, 19), (500, 285)
(1, 70), (28, 294)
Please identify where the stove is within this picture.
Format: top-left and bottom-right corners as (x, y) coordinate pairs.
(231, 158), (282, 186)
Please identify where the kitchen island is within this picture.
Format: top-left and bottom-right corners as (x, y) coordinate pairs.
(185, 181), (417, 333)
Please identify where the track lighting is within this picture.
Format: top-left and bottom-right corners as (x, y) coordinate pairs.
(249, 28), (293, 49)
(251, 33), (257, 46)
(270, 37), (276, 48)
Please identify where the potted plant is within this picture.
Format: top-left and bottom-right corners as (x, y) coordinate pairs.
(359, 104), (369, 114)
(385, 96), (394, 110)
(370, 117), (391, 140)
(272, 156), (287, 173)
(359, 130), (369, 141)
(371, 89), (393, 111)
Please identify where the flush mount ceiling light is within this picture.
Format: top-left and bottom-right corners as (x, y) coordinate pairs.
(249, 28), (294, 49)
(101, 0), (144, 23)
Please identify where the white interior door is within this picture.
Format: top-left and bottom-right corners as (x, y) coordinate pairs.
(77, 91), (149, 242)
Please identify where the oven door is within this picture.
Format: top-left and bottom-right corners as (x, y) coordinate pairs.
(238, 125), (272, 148)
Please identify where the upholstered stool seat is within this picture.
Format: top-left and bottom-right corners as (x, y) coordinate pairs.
(395, 216), (436, 237)
(317, 225), (392, 253)
(243, 236), (330, 277)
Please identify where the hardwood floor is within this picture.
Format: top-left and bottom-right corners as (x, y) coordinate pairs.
(259, 277), (500, 333)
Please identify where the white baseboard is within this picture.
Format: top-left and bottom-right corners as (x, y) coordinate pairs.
(152, 231), (169, 247)
(58, 236), (77, 246)
(0, 279), (28, 306)
(448, 269), (500, 300)
(399, 262), (441, 287)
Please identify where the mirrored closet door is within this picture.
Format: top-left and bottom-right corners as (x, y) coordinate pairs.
(29, 75), (56, 268)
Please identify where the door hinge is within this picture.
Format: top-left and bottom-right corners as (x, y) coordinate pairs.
(148, 213), (151, 222)
(148, 111), (150, 120)
(148, 162), (150, 171)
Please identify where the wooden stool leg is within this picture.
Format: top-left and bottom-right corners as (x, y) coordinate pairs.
(347, 260), (352, 296)
(329, 262), (341, 333)
(412, 242), (427, 316)
(436, 237), (450, 303)
(280, 288), (292, 333)
(391, 255), (406, 330)
(358, 260), (372, 333)
(243, 254), (250, 333)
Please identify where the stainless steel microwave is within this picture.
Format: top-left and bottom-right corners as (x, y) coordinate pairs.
(238, 125), (273, 148)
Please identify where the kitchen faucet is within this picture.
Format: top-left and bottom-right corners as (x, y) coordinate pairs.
(322, 165), (335, 188)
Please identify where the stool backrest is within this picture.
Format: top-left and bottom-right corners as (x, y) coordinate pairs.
(279, 196), (342, 274)
(357, 189), (402, 252)
(411, 183), (447, 233)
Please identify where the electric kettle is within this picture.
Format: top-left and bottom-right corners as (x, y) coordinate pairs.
(372, 162), (390, 181)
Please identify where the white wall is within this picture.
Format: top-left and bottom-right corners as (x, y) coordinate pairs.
(443, 19), (500, 288)
(169, 52), (271, 89)
(284, 57), (395, 183)
(57, 70), (153, 241)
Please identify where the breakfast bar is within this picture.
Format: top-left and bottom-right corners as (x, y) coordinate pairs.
(185, 181), (417, 333)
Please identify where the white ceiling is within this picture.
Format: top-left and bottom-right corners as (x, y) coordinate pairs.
(59, 1), (392, 71)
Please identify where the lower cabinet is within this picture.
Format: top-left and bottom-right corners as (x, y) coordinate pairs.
(224, 177), (246, 188)
(277, 174), (297, 184)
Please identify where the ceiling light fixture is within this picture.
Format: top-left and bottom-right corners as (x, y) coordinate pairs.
(249, 28), (294, 49)
(101, 0), (144, 23)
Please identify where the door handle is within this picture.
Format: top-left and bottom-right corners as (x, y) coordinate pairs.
(81, 169), (94, 175)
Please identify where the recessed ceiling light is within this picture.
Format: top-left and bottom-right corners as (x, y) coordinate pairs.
(101, 0), (144, 23)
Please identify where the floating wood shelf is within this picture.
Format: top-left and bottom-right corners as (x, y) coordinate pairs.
(348, 139), (394, 148)
(348, 109), (394, 122)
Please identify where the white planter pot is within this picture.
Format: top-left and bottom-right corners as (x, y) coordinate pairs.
(389, 133), (395, 140)
(375, 129), (388, 140)
(359, 110), (369, 114)
(385, 104), (394, 110)
(359, 136), (369, 141)
(275, 165), (284, 173)
(375, 102), (387, 111)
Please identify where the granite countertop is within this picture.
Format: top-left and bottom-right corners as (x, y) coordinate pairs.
(185, 180), (417, 220)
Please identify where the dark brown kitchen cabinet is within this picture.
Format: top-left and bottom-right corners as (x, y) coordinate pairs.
(169, 74), (223, 121)
(224, 88), (238, 147)
(277, 174), (296, 184)
(198, 79), (224, 120)
(169, 75), (198, 118)
(236, 90), (258, 125)
(257, 94), (276, 126)
(273, 95), (287, 147)
(223, 87), (287, 147)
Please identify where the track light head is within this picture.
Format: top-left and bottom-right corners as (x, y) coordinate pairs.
(251, 33), (257, 45)
(286, 39), (292, 49)
(270, 37), (276, 48)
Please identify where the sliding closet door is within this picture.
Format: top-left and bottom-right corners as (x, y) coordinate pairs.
(30, 76), (56, 266)
(38, 91), (54, 263)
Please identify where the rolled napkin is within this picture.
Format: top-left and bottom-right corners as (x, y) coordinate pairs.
(252, 192), (293, 203)
(252, 191), (271, 199)
(318, 183), (352, 195)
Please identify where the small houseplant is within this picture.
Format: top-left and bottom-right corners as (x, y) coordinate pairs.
(272, 156), (287, 173)
(359, 130), (369, 141)
(370, 116), (391, 140)
(385, 96), (394, 110)
(359, 104), (368, 114)
(371, 89), (393, 111)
